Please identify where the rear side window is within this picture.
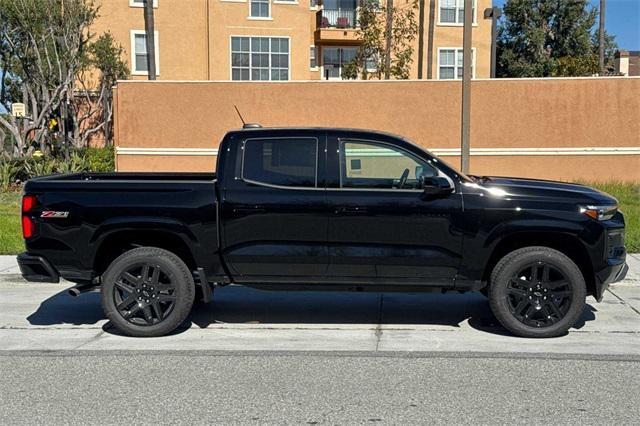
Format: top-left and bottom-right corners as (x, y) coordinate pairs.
(242, 138), (318, 188)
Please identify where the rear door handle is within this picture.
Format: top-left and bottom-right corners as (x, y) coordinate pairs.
(335, 206), (367, 215)
(233, 206), (266, 213)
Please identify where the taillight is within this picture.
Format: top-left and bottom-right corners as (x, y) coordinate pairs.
(21, 195), (37, 239)
(22, 195), (37, 213)
(22, 216), (34, 239)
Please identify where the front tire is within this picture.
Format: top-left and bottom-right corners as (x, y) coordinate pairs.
(489, 246), (586, 338)
(101, 247), (195, 337)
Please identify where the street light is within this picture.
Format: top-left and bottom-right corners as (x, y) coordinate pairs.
(460, 0), (473, 174)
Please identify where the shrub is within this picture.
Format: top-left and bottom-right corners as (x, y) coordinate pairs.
(83, 146), (115, 173)
(0, 147), (115, 188)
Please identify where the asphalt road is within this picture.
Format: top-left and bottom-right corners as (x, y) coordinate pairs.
(2, 351), (639, 425)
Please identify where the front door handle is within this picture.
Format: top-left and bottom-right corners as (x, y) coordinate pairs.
(335, 206), (367, 215)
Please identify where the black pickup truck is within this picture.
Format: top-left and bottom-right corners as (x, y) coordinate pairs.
(18, 127), (627, 337)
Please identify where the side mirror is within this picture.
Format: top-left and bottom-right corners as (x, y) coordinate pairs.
(421, 176), (454, 196)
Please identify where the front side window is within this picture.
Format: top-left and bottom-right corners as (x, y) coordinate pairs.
(243, 138), (318, 188)
(250, 0), (270, 18)
(231, 36), (289, 81)
(439, 48), (474, 79)
(340, 140), (435, 190)
(440, 0), (476, 24)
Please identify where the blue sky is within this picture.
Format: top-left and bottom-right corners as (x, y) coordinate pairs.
(493, 0), (640, 51)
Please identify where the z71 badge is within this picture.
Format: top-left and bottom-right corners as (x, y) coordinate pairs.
(41, 211), (69, 219)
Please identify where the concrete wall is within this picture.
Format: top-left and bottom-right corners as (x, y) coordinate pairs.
(113, 77), (640, 182)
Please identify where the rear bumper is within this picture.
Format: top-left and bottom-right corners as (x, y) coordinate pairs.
(17, 253), (60, 283)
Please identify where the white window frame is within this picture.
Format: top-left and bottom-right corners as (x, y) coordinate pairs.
(229, 36), (291, 81)
(321, 46), (359, 80)
(437, 0), (477, 26)
(310, 45), (318, 70)
(248, 0), (272, 20)
(130, 30), (160, 76)
(129, 0), (158, 8)
(436, 47), (476, 80)
(273, 0), (298, 4)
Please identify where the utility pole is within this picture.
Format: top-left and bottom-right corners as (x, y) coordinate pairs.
(144, 0), (157, 80)
(384, 0), (393, 79)
(460, 0), (473, 174)
(484, 6), (501, 78)
(417, 0), (425, 79)
(599, 0), (606, 75)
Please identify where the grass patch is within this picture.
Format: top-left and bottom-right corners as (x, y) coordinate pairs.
(0, 181), (637, 255)
(0, 191), (23, 255)
(582, 181), (640, 253)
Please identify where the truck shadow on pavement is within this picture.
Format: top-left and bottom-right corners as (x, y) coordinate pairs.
(26, 284), (598, 337)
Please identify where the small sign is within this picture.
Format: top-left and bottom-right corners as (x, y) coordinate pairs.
(11, 103), (26, 118)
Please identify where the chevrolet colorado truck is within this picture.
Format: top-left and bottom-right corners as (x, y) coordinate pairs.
(18, 127), (627, 337)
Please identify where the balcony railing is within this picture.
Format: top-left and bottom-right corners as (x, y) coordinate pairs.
(319, 9), (358, 29)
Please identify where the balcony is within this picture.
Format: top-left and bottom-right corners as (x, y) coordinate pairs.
(315, 8), (361, 45)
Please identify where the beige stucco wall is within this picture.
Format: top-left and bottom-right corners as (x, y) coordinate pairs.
(113, 77), (640, 182)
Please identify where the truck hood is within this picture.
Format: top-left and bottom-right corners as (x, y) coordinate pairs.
(475, 176), (618, 205)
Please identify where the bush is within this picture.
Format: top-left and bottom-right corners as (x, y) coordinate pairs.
(0, 147), (115, 189)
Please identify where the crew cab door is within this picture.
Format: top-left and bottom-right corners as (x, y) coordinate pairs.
(219, 131), (328, 282)
(325, 133), (463, 286)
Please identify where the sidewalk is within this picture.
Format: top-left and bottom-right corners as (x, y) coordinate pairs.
(0, 254), (638, 354)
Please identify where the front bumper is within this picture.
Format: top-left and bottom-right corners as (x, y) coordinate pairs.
(17, 253), (60, 283)
(594, 257), (627, 302)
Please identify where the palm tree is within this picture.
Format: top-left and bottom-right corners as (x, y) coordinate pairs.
(599, 0), (606, 74)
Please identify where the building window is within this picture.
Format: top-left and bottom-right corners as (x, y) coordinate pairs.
(439, 0), (476, 25)
(250, 0), (270, 18)
(310, 46), (317, 69)
(130, 30), (160, 75)
(322, 47), (357, 79)
(438, 48), (475, 79)
(130, 0), (158, 7)
(231, 36), (289, 81)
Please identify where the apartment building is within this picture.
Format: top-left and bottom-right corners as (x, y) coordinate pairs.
(91, 0), (493, 81)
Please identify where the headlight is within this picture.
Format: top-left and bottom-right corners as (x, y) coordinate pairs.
(579, 204), (618, 221)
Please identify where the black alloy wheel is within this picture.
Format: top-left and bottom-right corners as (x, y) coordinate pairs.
(489, 246), (586, 338)
(101, 247), (195, 337)
(505, 262), (573, 328)
(113, 263), (177, 326)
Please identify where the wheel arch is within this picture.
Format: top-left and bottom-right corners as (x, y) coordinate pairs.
(91, 220), (200, 278)
(482, 231), (596, 297)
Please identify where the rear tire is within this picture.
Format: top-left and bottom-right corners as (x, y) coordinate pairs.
(101, 247), (195, 337)
(489, 246), (586, 338)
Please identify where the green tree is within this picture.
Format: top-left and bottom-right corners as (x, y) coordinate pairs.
(0, 0), (127, 156)
(343, 0), (418, 80)
(497, 0), (616, 78)
(75, 32), (129, 146)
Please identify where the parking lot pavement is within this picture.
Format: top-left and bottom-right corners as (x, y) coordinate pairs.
(1, 254), (639, 355)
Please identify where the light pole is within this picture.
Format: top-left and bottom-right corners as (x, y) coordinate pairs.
(460, 0), (473, 174)
(484, 6), (502, 79)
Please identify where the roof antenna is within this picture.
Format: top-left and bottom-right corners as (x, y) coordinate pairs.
(233, 105), (262, 129)
(233, 105), (246, 126)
